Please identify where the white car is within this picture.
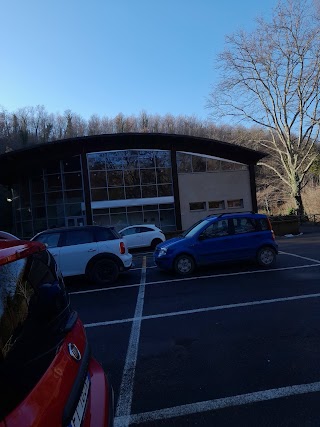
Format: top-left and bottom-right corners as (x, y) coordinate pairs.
(31, 225), (133, 285)
(0, 231), (19, 240)
(119, 225), (166, 249)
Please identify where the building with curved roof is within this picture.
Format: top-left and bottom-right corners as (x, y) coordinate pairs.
(0, 133), (265, 239)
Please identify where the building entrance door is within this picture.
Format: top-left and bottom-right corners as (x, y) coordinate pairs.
(66, 216), (86, 227)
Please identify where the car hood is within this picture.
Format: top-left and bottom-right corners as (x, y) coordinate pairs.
(157, 236), (184, 249)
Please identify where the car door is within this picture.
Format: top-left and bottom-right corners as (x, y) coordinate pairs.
(194, 219), (234, 265)
(58, 229), (98, 276)
(137, 226), (154, 247)
(228, 217), (261, 259)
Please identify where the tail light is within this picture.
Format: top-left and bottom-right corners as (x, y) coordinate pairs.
(267, 218), (276, 240)
(120, 241), (125, 254)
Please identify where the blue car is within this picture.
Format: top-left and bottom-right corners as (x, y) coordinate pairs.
(154, 213), (278, 275)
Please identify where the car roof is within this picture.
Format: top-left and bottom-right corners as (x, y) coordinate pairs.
(0, 240), (46, 266)
(34, 225), (114, 235)
(206, 212), (267, 220)
(121, 224), (157, 229)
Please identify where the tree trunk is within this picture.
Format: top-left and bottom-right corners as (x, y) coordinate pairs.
(294, 192), (304, 217)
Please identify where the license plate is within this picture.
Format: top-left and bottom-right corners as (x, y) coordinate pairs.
(69, 375), (90, 427)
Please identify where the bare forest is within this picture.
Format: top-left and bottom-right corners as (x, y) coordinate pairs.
(0, 106), (319, 216)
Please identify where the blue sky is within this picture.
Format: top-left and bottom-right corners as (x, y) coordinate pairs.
(1, 0), (277, 121)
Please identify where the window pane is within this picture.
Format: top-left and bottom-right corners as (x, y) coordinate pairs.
(157, 184), (173, 197)
(177, 153), (192, 173)
(124, 170), (140, 186)
(31, 193), (45, 207)
(34, 232), (61, 247)
(47, 205), (65, 218)
(125, 186), (141, 199)
(87, 153), (105, 170)
(91, 188), (108, 201)
(139, 151), (155, 168)
(227, 199), (244, 208)
(110, 213), (127, 230)
(222, 161), (238, 171)
(95, 227), (118, 241)
(208, 200), (225, 210)
(192, 156), (206, 172)
(155, 151), (171, 167)
(64, 190), (84, 203)
(127, 212), (143, 225)
(108, 170), (124, 187)
(189, 202), (206, 211)
(123, 151), (139, 169)
(65, 204), (82, 216)
(63, 156), (81, 172)
(105, 152), (125, 170)
(141, 186), (157, 198)
(156, 168), (172, 184)
(108, 187), (125, 200)
(232, 218), (256, 234)
(143, 210), (160, 226)
(47, 192), (63, 205)
(33, 206), (46, 219)
(127, 205), (142, 212)
(48, 218), (65, 228)
(207, 159), (221, 171)
(64, 172), (82, 190)
(90, 171), (107, 188)
(159, 209), (176, 227)
(45, 160), (61, 174)
(65, 230), (94, 246)
(31, 176), (44, 193)
(93, 215), (111, 227)
(140, 169), (156, 184)
(46, 174), (62, 191)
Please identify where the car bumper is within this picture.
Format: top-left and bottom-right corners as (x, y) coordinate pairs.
(121, 254), (133, 270)
(154, 256), (172, 270)
(83, 357), (114, 427)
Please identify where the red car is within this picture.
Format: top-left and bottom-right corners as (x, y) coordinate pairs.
(0, 239), (113, 427)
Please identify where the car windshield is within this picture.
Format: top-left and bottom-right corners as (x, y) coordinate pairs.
(181, 219), (210, 238)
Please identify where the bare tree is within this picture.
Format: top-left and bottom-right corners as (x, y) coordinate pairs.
(208, 0), (320, 214)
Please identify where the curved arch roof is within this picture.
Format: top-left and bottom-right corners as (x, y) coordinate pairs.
(0, 133), (266, 184)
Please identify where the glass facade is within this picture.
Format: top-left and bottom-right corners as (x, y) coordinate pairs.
(88, 150), (176, 231)
(12, 156), (85, 239)
(177, 152), (248, 173)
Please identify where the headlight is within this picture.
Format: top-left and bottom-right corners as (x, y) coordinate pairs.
(158, 247), (168, 257)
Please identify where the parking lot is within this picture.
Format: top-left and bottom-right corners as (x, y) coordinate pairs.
(69, 231), (320, 426)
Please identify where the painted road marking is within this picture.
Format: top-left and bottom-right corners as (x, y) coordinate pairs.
(115, 380), (320, 425)
(84, 291), (320, 329)
(115, 256), (147, 427)
(70, 263), (320, 296)
(279, 251), (320, 264)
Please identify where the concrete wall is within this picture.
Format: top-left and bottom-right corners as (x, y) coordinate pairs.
(178, 170), (253, 230)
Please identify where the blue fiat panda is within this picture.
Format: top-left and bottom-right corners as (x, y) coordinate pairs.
(154, 213), (278, 275)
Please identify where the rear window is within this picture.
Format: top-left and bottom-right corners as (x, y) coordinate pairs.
(257, 218), (271, 231)
(0, 249), (70, 418)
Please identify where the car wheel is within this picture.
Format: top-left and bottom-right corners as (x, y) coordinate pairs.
(91, 258), (119, 286)
(174, 254), (195, 276)
(257, 247), (276, 267)
(151, 238), (162, 249)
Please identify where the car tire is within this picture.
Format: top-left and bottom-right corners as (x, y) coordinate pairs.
(90, 258), (120, 286)
(151, 238), (162, 249)
(257, 246), (276, 267)
(174, 254), (195, 276)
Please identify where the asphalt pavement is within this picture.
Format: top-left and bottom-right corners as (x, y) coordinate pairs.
(68, 231), (320, 427)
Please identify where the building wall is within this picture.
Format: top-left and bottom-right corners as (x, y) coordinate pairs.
(178, 169), (252, 229)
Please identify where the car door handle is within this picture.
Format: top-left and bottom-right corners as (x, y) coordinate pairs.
(88, 249), (96, 252)
(52, 253), (58, 257)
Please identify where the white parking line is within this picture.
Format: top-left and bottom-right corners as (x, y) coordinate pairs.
(279, 251), (320, 264)
(116, 380), (320, 425)
(70, 263), (320, 296)
(84, 291), (320, 329)
(115, 256), (147, 427)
